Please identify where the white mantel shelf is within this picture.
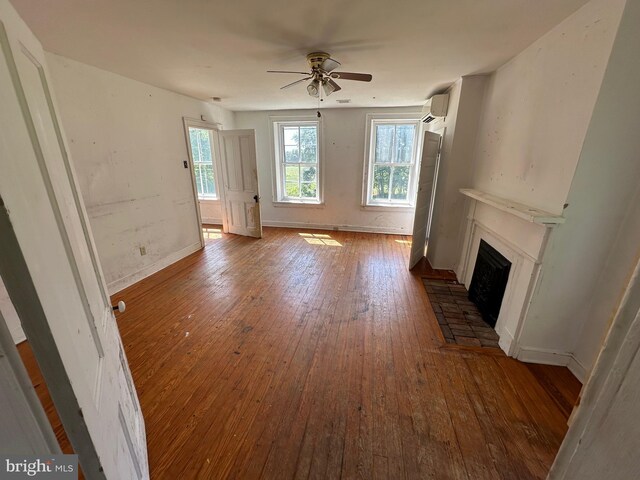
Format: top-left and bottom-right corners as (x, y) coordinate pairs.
(460, 188), (565, 225)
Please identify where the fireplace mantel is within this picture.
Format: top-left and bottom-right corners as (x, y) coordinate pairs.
(460, 189), (565, 225)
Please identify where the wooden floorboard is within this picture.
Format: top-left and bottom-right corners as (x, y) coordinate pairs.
(20, 227), (580, 479)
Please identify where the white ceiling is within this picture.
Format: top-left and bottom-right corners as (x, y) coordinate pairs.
(10, 0), (588, 111)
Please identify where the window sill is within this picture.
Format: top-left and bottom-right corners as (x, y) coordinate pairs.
(273, 201), (325, 209)
(199, 198), (220, 203)
(361, 204), (415, 212)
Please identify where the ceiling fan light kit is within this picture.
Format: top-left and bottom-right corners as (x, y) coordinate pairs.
(268, 51), (373, 99)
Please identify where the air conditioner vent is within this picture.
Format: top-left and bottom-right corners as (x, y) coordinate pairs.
(421, 94), (449, 123)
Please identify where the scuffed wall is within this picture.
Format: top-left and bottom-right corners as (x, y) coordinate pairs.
(470, 0), (625, 215)
(47, 53), (235, 293)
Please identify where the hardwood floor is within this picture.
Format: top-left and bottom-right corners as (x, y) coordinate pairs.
(112, 227), (580, 479)
(19, 227), (581, 479)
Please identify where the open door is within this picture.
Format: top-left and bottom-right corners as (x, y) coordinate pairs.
(216, 129), (262, 238)
(409, 130), (442, 269)
(0, 1), (148, 478)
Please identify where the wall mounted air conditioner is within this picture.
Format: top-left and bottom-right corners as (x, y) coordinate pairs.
(421, 94), (449, 123)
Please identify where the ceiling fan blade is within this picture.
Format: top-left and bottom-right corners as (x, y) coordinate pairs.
(320, 57), (341, 73)
(280, 76), (312, 89)
(268, 70), (311, 75)
(327, 78), (341, 93)
(330, 72), (373, 82)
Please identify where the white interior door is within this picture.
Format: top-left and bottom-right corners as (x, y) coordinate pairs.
(409, 130), (442, 269)
(216, 129), (262, 238)
(0, 1), (147, 478)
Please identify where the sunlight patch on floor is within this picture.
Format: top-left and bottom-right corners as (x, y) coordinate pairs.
(395, 239), (412, 246)
(203, 227), (222, 240)
(298, 232), (342, 247)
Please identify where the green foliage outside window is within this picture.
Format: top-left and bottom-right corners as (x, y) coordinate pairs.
(189, 127), (216, 198)
(281, 124), (319, 201)
(370, 123), (416, 203)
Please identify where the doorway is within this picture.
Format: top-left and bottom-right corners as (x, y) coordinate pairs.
(183, 118), (223, 239)
(183, 119), (263, 240)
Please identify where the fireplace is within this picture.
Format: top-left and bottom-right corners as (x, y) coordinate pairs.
(468, 239), (512, 328)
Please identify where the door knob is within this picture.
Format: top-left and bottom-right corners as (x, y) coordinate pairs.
(253, 195), (260, 203)
(112, 300), (126, 313)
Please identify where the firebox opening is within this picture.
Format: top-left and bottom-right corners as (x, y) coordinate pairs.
(468, 239), (512, 329)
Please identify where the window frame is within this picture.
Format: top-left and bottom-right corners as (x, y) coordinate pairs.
(362, 115), (423, 208)
(184, 121), (220, 201)
(271, 117), (323, 206)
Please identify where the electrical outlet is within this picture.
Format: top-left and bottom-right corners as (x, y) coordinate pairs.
(139, 246), (147, 256)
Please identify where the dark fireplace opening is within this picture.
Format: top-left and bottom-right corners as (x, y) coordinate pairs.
(468, 239), (511, 329)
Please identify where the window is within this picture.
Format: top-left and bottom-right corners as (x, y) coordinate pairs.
(273, 120), (321, 203)
(364, 119), (421, 206)
(188, 126), (217, 199)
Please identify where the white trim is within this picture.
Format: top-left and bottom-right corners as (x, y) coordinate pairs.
(201, 217), (223, 225)
(272, 201), (325, 209)
(567, 356), (587, 383)
(362, 113), (423, 208)
(261, 220), (410, 236)
(360, 204), (414, 212)
(107, 241), (202, 295)
(516, 346), (586, 382)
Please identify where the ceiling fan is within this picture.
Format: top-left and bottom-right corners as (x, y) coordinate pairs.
(268, 52), (372, 98)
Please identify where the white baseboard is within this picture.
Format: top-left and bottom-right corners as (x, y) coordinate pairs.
(567, 356), (587, 383)
(201, 217), (222, 225)
(516, 346), (586, 382)
(496, 327), (514, 355)
(261, 220), (410, 236)
(107, 241), (202, 295)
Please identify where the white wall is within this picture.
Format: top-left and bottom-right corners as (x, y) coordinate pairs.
(469, 0), (625, 216)
(235, 107), (421, 234)
(425, 75), (488, 270)
(521, 0), (639, 377)
(46, 53), (236, 293)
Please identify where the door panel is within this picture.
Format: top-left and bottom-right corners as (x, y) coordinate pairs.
(217, 129), (262, 238)
(409, 130), (442, 269)
(0, 1), (148, 478)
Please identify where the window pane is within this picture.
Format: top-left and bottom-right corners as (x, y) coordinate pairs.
(285, 182), (300, 197)
(374, 125), (394, 163)
(203, 164), (216, 196)
(284, 145), (299, 163)
(395, 125), (415, 164)
(302, 166), (317, 182)
(285, 165), (300, 183)
(194, 164), (204, 195)
(390, 166), (410, 200)
(189, 127), (212, 164)
(301, 182), (317, 198)
(372, 165), (391, 200)
(300, 145), (317, 163)
(283, 127), (299, 146)
(299, 126), (317, 147)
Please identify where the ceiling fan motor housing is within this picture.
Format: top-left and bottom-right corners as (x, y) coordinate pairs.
(306, 52), (332, 71)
